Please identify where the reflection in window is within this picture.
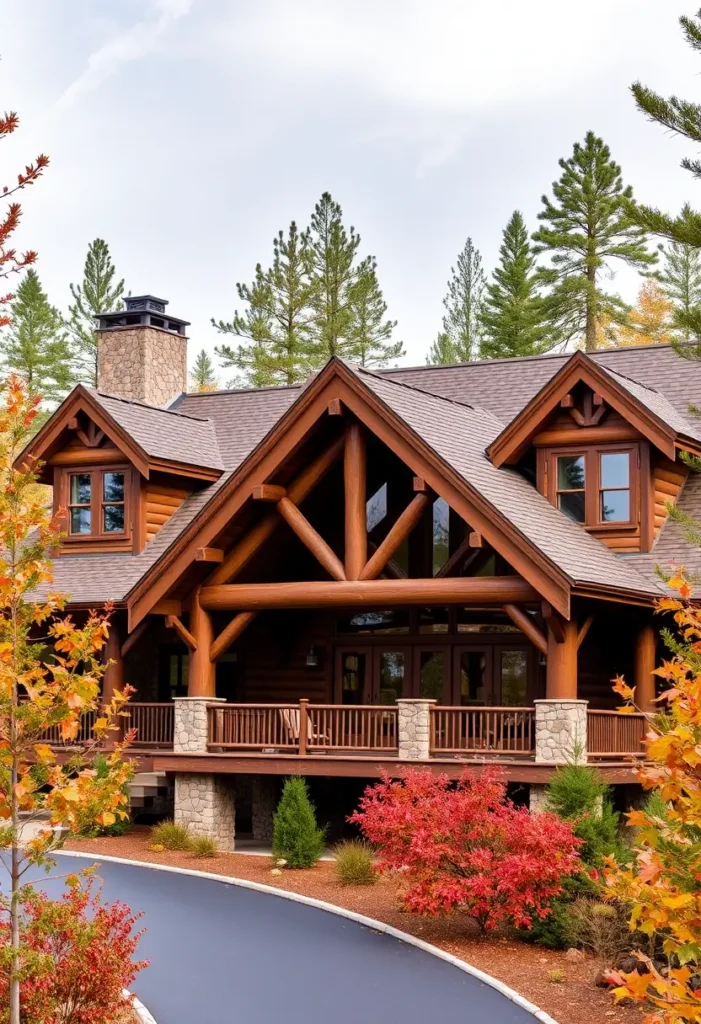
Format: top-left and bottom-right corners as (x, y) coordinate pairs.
(341, 652), (365, 705)
(379, 652), (405, 705)
(600, 452), (630, 523)
(432, 497), (450, 575)
(501, 650), (528, 705)
(102, 472), (125, 533)
(69, 474), (92, 534)
(419, 651), (445, 700)
(418, 607), (449, 633)
(338, 610), (410, 634)
(366, 482), (387, 533)
(459, 651), (487, 705)
(556, 455), (586, 523)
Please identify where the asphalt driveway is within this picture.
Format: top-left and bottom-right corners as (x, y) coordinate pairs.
(35, 856), (543, 1024)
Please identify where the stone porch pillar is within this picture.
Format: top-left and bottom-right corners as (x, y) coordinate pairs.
(397, 699), (435, 760)
(172, 696), (235, 850)
(534, 699), (588, 765)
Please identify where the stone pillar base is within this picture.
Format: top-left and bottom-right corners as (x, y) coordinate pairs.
(529, 783), (549, 813)
(396, 699), (435, 760)
(251, 775), (277, 843)
(174, 773), (235, 850)
(534, 699), (588, 764)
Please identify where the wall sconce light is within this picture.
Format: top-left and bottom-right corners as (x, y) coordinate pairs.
(306, 646), (319, 668)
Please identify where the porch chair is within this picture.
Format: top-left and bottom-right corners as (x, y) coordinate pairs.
(280, 706), (329, 752)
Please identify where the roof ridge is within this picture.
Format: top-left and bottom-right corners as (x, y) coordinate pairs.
(604, 366), (661, 394)
(91, 388), (213, 424)
(353, 362), (480, 411)
(178, 383), (304, 399)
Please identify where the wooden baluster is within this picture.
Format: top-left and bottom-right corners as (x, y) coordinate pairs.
(299, 699), (309, 756)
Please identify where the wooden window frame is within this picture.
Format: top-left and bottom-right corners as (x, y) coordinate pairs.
(544, 443), (639, 532)
(56, 464), (134, 551)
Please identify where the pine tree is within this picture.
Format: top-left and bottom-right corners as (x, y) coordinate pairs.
(425, 331), (456, 366)
(272, 776), (326, 868)
(189, 349), (219, 391)
(533, 132), (655, 351)
(439, 237), (485, 361)
(308, 192), (361, 359)
(213, 221), (316, 387)
(655, 237), (701, 342)
(480, 211), (557, 359)
(1, 270), (74, 407)
(67, 238), (125, 386)
(347, 258), (403, 366)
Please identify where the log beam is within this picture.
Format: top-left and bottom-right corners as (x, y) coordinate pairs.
(120, 618), (149, 659)
(634, 622), (657, 711)
(187, 589), (215, 697)
(577, 614), (594, 650)
(367, 540), (406, 579)
(208, 437), (345, 586)
(359, 493), (430, 581)
(503, 603), (548, 657)
(165, 615), (198, 651)
(277, 496), (346, 581)
(199, 576), (539, 611)
(436, 533), (473, 578)
(252, 484), (286, 502)
(344, 422), (367, 579)
(210, 611), (257, 662)
(196, 547), (224, 563)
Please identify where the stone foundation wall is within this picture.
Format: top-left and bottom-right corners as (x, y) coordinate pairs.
(174, 774), (235, 849)
(535, 699), (588, 764)
(97, 325), (187, 406)
(251, 776), (277, 843)
(528, 783), (549, 813)
(397, 699), (435, 760)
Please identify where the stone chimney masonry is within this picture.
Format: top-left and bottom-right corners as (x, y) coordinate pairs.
(96, 295), (189, 407)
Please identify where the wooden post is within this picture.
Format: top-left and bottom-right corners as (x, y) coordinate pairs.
(545, 611), (578, 699)
(344, 422), (367, 580)
(635, 622), (657, 711)
(188, 588), (216, 698)
(298, 698), (309, 756)
(102, 618), (124, 742)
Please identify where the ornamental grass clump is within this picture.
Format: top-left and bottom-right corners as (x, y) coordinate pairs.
(333, 839), (376, 886)
(150, 819), (193, 852)
(190, 835), (218, 858)
(272, 777), (326, 868)
(351, 768), (581, 935)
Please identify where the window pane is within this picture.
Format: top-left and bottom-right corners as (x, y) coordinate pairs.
(501, 651), (528, 705)
(558, 491), (586, 523)
(600, 452), (629, 489)
(103, 504), (125, 533)
(341, 653), (365, 705)
(379, 651), (405, 705)
(557, 455), (585, 490)
(601, 490), (630, 522)
(103, 472), (125, 502)
(70, 507), (91, 534)
(366, 482), (387, 533)
(70, 474), (91, 505)
(419, 651), (445, 701)
(432, 497), (450, 576)
(459, 650), (487, 706)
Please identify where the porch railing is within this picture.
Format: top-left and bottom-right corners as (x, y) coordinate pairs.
(430, 706), (536, 756)
(587, 710), (648, 758)
(127, 703), (174, 747)
(208, 703), (299, 751)
(40, 710), (97, 747)
(307, 705), (398, 753)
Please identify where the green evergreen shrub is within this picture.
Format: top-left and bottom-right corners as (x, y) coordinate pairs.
(333, 840), (376, 886)
(272, 777), (326, 868)
(150, 819), (193, 851)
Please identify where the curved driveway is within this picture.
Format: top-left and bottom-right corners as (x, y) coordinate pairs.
(39, 856), (540, 1024)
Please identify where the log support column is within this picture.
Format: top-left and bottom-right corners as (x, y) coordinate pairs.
(102, 617), (125, 742)
(188, 588), (216, 698)
(634, 621), (657, 712)
(344, 422), (367, 580)
(545, 610), (579, 700)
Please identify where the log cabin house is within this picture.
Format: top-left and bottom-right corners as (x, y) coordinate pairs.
(19, 294), (701, 844)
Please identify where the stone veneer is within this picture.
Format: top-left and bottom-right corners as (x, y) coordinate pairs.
(251, 776), (277, 843)
(528, 783), (549, 813)
(173, 697), (215, 753)
(534, 699), (588, 764)
(397, 699), (435, 760)
(174, 774), (235, 849)
(96, 325), (187, 406)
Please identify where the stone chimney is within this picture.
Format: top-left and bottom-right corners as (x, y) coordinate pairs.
(96, 295), (189, 406)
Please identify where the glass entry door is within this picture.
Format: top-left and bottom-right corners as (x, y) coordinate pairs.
(452, 646), (493, 705)
(335, 649), (369, 704)
(372, 647), (409, 705)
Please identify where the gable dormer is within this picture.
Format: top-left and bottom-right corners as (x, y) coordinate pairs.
(487, 352), (699, 554)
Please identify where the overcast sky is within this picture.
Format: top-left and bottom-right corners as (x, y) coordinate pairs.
(2, 1), (700, 375)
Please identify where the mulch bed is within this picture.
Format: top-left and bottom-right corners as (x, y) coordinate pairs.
(65, 828), (644, 1024)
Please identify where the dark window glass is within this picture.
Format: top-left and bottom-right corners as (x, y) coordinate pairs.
(459, 651), (487, 705)
(366, 482), (387, 533)
(338, 610), (409, 634)
(601, 490), (630, 522)
(419, 651), (445, 701)
(70, 474), (91, 505)
(557, 455), (585, 490)
(70, 507), (91, 534)
(418, 607), (449, 634)
(102, 472), (125, 502)
(341, 652), (365, 705)
(103, 503), (125, 532)
(432, 497), (450, 576)
(379, 651), (405, 704)
(600, 453), (629, 489)
(558, 491), (586, 523)
(501, 650), (528, 705)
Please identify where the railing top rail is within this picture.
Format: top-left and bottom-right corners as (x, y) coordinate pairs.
(206, 702), (299, 710)
(587, 709), (647, 718)
(308, 704), (398, 711)
(431, 705), (534, 712)
(128, 702), (174, 708)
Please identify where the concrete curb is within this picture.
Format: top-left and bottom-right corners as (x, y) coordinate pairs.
(59, 851), (560, 1023)
(123, 990), (158, 1024)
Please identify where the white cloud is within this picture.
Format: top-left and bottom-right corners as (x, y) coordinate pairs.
(57, 0), (193, 107)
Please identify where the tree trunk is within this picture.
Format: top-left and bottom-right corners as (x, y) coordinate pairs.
(10, 606), (20, 1024)
(585, 262), (597, 351)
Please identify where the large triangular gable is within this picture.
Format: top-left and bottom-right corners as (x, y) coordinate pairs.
(487, 351), (683, 467)
(126, 358), (575, 628)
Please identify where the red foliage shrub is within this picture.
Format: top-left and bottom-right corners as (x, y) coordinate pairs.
(350, 768), (582, 933)
(0, 876), (147, 1024)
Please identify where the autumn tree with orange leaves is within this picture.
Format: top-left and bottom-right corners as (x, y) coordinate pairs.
(0, 110), (48, 328)
(617, 280), (674, 348)
(604, 574), (701, 1022)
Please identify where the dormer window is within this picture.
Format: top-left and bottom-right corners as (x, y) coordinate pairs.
(547, 445), (637, 528)
(58, 465), (131, 546)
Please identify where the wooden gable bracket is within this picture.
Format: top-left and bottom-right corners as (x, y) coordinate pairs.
(503, 603), (548, 656)
(196, 547), (225, 563)
(68, 417), (106, 449)
(368, 540), (407, 579)
(576, 614), (594, 650)
(120, 619), (149, 658)
(210, 610), (257, 662)
(564, 390), (607, 428)
(165, 615), (198, 651)
(360, 492), (430, 580)
(541, 601), (566, 642)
